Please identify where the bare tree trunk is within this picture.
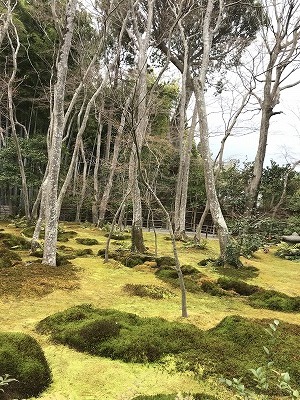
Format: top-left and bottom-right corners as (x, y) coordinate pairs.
(43, 0), (77, 266)
(75, 140), (88, 222)
(245, 0), (300, 214)
(128, 0), (154, 253)
(272, 160), (300, 218)
(57, 75), (107, 216)
(7, 18), (31, 220)
(194, 200), (210, 243)
(92, 113), (102, 224)
(193, 0), (229, 259)
(98, 93), (132, 226)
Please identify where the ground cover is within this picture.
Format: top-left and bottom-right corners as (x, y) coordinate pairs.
(0, 221), (299, 399)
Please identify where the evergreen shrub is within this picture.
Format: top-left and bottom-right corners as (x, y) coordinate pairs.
(275, 242), (300, 260)
(0, 332), (51, 399)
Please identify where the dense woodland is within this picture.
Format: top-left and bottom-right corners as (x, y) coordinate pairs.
(0, 0), (300, 267)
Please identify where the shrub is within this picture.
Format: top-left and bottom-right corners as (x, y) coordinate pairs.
(223, 239), (243, 268)
(75, 238), (99, 245)
(0, 332), (51, 398)
(123, 284), (175, 299)
(275, 242), (300, 260)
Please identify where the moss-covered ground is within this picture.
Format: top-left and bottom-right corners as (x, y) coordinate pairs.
(0, 221), (299, 399)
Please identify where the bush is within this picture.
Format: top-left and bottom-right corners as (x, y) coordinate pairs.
(75, 238), (99, 245)
(0, 332), (51, 398)
(275, 242), (300, 260)
(123, 284), (175, 299)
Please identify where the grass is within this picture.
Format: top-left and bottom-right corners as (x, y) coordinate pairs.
(0, 221), (300, 399)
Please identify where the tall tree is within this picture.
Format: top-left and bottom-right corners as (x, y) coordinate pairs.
(43, 0), (78, 266)
(245, 0), (300, 213)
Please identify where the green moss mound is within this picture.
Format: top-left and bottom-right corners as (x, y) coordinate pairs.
(75, 248), (93, 256)
(36, 304), (203, 363)
(123, 284), (175, 299)
(98, 249), (155, 268)
(155, 265), (206, 293)
(249, 289), (300, 312)
(0, 232), (31, 250)
(201, 277), (300, 312)
(75, 238), (99, 245)
(213, 264), (259, 280)
(132, 394), (217, 400)
(181, 315), (300, 390)
(104, 233), (131, 240)
(0, 247), (22, 268)
(0, 332), (51, 398)
(217, 277), (259, 296)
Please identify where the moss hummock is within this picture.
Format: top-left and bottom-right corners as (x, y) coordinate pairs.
(0, 332), (51, 398)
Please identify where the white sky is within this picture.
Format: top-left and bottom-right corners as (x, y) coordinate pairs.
(207, 83), (300, 168)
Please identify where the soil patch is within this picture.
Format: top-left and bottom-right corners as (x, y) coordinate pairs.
(0, 262), (80, 299)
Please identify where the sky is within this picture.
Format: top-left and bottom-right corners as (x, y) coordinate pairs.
(207, 83), (300, 168)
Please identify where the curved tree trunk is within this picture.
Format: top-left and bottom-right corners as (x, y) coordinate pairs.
(193, 0), (229, 260)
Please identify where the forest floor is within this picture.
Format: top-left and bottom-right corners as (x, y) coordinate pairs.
(0, 220), (299, 399)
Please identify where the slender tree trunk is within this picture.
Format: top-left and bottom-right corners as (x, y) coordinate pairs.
(7, 19), (31, 220)
(92, 114), (102, 224)
(57, 75), (107, 215)
(193, 0), (229, 259)
(43, 0), (77, 266)
(98, 93), (132, 226)
(128, 0), (154, 252)
(75, 140), (88, 222)
(194, 200), (210, 243)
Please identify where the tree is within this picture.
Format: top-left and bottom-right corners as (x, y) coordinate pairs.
(42, 0), (78, 266)
(245, 0), (300, 213)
